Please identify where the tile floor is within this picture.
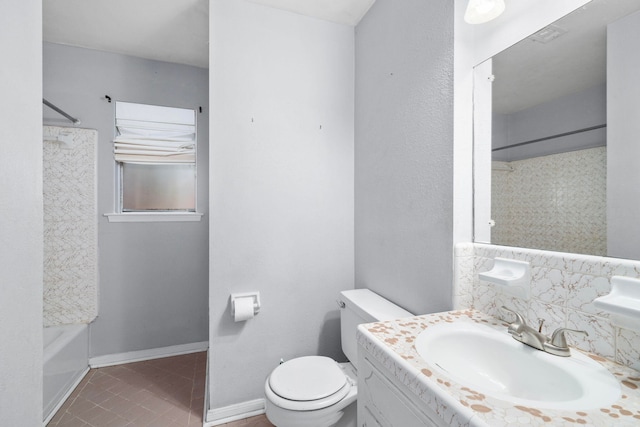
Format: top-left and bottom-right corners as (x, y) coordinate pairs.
(217, 415), (274, 427)
(47, 351), (275, 426)
(48, 352), (207, 426)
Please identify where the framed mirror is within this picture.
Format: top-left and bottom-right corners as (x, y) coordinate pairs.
(474, 0), (640, 258)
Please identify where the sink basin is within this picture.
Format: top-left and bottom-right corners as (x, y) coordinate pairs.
(414, 322), (620, 410)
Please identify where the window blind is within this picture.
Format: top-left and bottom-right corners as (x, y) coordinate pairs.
(114, 102), (196, 164)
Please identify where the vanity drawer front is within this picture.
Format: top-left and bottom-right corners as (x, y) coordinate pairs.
(360, 355), (443, 427)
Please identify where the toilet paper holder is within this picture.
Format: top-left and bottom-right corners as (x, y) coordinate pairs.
(230, 292), (261, 318)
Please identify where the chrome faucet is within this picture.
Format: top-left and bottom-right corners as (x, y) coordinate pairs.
(500, 306), (588, 357)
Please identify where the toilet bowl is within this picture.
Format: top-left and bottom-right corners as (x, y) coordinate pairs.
(265, 357), (357, 427)
(264, 289), (413, 427)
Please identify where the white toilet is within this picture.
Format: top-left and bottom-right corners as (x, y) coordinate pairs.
(264, 289), (413, 427)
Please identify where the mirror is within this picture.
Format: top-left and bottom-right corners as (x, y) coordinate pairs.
(475, 0), (640, 258)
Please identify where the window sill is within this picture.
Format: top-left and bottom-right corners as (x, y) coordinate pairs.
(104, 212), (204, 223)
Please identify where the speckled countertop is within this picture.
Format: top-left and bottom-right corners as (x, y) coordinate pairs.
(357, 309), (640, 427)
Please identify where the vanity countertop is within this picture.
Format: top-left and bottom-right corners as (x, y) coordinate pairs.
(357, 309), (640, 427)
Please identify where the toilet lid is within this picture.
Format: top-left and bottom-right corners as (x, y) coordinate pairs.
(269, 356), (347, 402)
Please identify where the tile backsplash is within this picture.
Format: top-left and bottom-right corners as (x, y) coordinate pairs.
(454, 243), (640, 371)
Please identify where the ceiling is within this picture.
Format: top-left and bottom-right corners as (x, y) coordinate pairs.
(247, 0), (375, 26)
(43, 0), (375, 69)
(493, 0), (640, 114)
(46, 0), (639, 114)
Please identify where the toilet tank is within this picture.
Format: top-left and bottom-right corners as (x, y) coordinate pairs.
(339, 289), (413, 369)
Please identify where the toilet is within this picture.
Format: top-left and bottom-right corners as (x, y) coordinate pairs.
(264, 289), (413, 427)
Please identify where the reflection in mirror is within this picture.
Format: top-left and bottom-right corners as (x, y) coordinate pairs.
(479, 0), (640, 257)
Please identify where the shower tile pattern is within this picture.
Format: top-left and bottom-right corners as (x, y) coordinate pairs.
(454, 242), (640, 372)
(43, 126), (98, 326)
(491, 147), (606, 256)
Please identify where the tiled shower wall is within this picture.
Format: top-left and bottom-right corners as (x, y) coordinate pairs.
(492, 147), (606, 256)
(454, 242), (640, 372)
(43, 126), (98, 326)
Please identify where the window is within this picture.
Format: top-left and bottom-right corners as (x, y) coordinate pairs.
(112, 101), (199, 217)
(121, 163), (195, 211)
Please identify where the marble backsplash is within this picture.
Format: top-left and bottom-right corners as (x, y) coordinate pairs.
(454, 243), (640, 372)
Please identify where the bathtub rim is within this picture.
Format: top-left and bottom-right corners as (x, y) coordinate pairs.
(43, 366), (89, 426)
(43, 323), (89, 424)
(43, 323), (87, 365)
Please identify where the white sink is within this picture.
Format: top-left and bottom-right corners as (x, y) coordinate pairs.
(414, 322), (620, 410)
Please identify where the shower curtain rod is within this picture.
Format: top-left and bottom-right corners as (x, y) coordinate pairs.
(43, 98), (81, 125)
(492, 124), (606, 152)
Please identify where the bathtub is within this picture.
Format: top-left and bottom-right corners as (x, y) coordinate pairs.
(43, 324), (89, 424)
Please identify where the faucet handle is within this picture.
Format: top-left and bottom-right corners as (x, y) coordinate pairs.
(549, 328), (589, 348)
(544, 328), (589, 356)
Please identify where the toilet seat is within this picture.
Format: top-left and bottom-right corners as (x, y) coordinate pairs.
(266, 356), (351, 411)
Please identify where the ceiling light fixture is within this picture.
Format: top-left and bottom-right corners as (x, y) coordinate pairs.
(464, 0), (506, 24)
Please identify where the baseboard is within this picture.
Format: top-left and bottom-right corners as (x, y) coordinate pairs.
(204, 399), (266, 426)
(89, 341), (209, 368)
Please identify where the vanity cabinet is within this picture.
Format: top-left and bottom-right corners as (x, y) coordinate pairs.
(357, 344), (447, 427)
(358, 311), (640, 426)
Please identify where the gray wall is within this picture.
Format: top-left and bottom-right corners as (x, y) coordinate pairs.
(0, 1), (43, 424)
(493, 84), (606, 162)
(607, 10), (640, 260)
(208, 0), (355, 411)
(43, 43), (209, 357)
(354, 0), (454, 315)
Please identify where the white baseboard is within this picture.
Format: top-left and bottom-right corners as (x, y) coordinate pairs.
(204, 399), (266, 426)
(89, 341), (209, 368)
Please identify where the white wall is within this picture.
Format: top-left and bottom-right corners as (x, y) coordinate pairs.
(607, 10), (640, 260)
(0, 1), (43, 424)
(354, 0), (454, 316)
(493, 84), (606, 161)
(209, 0), (354, 414)
(454, 0), (592, 245)
(43, 43), (209, 357)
